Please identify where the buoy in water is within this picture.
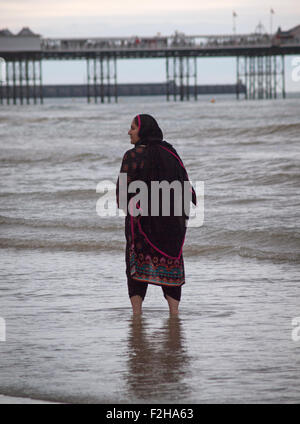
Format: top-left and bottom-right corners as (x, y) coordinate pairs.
(210, 98), (215, 103)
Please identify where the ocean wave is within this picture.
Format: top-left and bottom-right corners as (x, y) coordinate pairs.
(0, 189), (97, 201)
(0, 116), (49, 124)
(235, 122), (300, 137)
(185, 241), (300, 263)
(0, 236), (233, 256)
(0, 215), (121, 231)
(0, 237), (123, 252)
(0, 152), (110, 165)
(0, 113), (109, 125)
(183, 243), (234, 256)
(2, 214), (298, 243)
(254, 172), (300, 186)
(1, 235), (299, 263)
(237, 246), (300, 263)
(0, 188), (109, 200)
(200, 122), (300, 140)
(213, 227), (300, 248)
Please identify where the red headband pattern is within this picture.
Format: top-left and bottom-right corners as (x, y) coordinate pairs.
(137, 115), (141, 131)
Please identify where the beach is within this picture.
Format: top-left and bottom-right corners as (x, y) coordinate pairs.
(0, 394), (61, 403)
(0, 94), (299, 403)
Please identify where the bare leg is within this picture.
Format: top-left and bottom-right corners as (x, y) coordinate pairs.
(165, 295), (179, 315)
(130, 295), (143, 315)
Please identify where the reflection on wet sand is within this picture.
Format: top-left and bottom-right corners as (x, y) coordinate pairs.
(125, 315), (191, 402)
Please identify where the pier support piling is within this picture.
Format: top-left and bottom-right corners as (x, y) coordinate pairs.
(86, 54), (118, 103)
(166, 55), (198, 101)
(1, 56), (43, 105)
(237, 54), (286, 100)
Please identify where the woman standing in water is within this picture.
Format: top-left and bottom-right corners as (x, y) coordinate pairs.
(116, 114), (196, 315)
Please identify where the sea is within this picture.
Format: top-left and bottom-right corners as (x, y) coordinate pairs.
(0, 93), (299, 404)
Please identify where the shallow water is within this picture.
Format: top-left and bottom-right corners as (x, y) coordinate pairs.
(0, 95), (300, 403)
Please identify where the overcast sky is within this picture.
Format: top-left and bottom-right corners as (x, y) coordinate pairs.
(1, 0), (300, 90)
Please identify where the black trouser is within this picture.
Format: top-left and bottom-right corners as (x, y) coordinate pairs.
(127, 275), (182, 301)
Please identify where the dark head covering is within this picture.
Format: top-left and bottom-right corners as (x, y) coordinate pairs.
(134, 114), (163, 145)
(133, 114), (173, 182)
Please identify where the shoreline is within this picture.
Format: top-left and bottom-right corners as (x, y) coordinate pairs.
(0, 394), (62, 404)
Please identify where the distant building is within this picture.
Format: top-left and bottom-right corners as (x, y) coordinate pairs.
(0, 27), (41, 52)
(275, 24), (300, 41)
(0, 29), (14, 36)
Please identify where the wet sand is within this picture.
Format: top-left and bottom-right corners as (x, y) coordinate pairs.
(0, 394), (62, 404)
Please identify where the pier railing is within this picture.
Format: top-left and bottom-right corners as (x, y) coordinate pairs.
(40, 33), (300, 52)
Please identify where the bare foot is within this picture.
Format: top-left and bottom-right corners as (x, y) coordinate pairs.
(165, 295), (179, 315)
(130, 295), (143, 315)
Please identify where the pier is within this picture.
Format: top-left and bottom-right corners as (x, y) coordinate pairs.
(8, 82), (246, 98)
(0, 25), (300, 105)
